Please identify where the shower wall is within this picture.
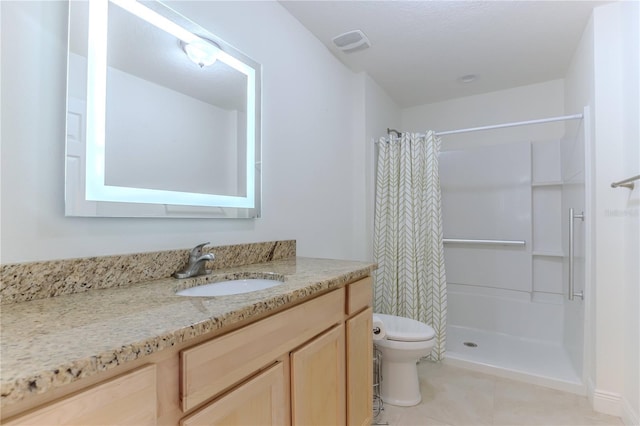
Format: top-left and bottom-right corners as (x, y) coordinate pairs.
(440, 142), (531, 294)
(439, 140), (567, 343)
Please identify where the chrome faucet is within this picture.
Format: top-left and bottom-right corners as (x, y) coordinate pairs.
(174, 242), (215, 279)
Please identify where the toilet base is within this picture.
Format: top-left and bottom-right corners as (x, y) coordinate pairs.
(379, 358), (422, 406)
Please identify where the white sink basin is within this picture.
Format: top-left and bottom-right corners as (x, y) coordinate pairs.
(176, 278), (283, 297)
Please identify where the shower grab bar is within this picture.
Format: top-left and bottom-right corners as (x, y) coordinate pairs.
(611, 174), (639, 190)
(443, 238), (525, 246)
(568, 208), (585, 301)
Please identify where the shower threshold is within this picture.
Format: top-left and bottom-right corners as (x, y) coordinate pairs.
(444, 325), (585, 395)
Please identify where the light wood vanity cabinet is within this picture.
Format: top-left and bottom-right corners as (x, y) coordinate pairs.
(3, 365), (157, 426)
(3, 276), (373, 426)
(179, 277), (373, 426)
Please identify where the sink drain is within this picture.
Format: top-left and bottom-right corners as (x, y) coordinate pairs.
(463, 341), (478, 348)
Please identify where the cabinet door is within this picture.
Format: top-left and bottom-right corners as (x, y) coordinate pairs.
(291, 324), (346, 426)
(4, 365), (156, 426)
(347, 307), (373, 426)
(180, 361), (286, 426)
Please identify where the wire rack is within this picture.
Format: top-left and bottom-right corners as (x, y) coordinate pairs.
(372, 347), (388, 425)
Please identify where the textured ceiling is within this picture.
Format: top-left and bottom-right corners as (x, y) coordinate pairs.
(279, 1), (609, 108)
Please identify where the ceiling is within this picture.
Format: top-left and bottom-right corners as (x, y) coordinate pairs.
(279, 1), (609, 108)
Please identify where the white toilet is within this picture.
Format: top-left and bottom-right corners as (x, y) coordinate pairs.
(374, 313), (436, 406)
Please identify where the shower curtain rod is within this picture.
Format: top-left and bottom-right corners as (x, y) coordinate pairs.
(385, 113), (583, 139)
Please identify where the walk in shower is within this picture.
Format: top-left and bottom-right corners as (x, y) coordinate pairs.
(437, 112), (588, 394)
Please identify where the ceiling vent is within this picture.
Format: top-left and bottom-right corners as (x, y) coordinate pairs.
(332, 30), (370, 53)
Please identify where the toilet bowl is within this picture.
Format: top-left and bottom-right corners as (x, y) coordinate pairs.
(374, 313), (435, 406)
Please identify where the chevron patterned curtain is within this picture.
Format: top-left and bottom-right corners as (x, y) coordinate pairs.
(373, 131), (447, 360)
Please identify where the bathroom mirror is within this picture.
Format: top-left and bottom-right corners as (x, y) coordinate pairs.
(65, 0), (261, 218)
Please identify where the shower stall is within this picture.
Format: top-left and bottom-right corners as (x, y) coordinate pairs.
(438, 110), (589, 394)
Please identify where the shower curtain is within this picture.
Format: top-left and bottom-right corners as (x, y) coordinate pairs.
(373, 131), (447, 360)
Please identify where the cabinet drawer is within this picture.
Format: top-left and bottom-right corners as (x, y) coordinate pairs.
(181, 288), (344, 412)
(346, 277), (372, 315)
(180, 361), (286, 426)
(4, 365), (157, 426)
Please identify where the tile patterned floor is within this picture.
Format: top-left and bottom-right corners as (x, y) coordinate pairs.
(373, 361), (623, 426)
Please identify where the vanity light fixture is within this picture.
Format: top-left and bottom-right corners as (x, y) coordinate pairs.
(181, 39), (220, 68)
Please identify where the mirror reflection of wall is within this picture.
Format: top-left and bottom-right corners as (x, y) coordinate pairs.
(65, 0), (260, 218)
(104, 63), (243, 197)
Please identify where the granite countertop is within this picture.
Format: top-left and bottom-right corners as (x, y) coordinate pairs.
(0, 257), (376, 407)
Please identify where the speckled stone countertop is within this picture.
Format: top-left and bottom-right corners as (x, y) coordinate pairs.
(0, 257), (376, 407)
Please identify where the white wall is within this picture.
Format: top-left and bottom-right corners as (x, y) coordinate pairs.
(362, 74), (401, 260)
(619, 5), (640, 424)
(566, 2), (640, 422)
(590, 2), (640, 423)
(0, 1), (367, 263)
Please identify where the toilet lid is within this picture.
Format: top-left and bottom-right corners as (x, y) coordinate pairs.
(375, 313), (436, 342)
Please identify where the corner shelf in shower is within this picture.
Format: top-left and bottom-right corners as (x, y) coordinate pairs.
(532, 251), (564, 257)
(531, 180), (563, 187)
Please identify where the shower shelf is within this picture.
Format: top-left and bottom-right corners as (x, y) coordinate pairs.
(532, 251), (564, 257)
(532, 180), (563, 187)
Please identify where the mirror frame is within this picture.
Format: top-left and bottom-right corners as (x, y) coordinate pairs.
(65, 0), (262, 218)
